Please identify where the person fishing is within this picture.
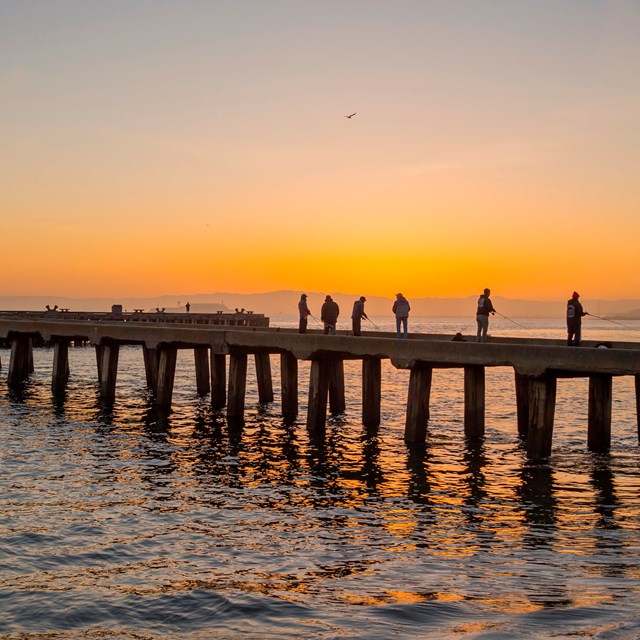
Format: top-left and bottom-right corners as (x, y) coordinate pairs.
(321, 295), (340, 335)
(567, 291), (588, 346)
(351, 296), (368, 336)
(476, 288), (496, 343)
(298, 294), (311, 334)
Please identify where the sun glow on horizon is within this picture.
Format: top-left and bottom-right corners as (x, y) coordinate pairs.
(2, 2), (639, 300)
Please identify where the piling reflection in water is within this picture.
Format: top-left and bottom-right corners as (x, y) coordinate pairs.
(1, 319), (640, 639)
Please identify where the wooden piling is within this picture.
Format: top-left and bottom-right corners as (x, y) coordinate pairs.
(307, 359), (331, 434)
(154, 345), (178, 408)
(514, 372), (530, 438)
(588, 374), (612, 452)
(227, 353), (248, 419)
(635, 375), (640, 445)
(526, 374), (557, 460)
(52, 340), (70, 394)
(464, 365), (485, 438)
(254, 353), (274, 403)
(8, 334), (32, 385)
(404, 364), (433, 443)
(95, 344), (103, 382)
(98, 342), (120, 402)
(210, 353), (227, 409)
(328, 359), (345, 414)
(194, 346), (211, 395)
(142, 345), (159, 390)
(362, 356), (382, 428)
(280, 352), (298, 420)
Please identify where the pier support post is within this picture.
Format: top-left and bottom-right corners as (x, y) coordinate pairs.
(52, 340), (70, 394)
(194, 346), (211, 395)
(98, 342), (120, 402)
(363, 357), (382, 429)
(254, 353), (274, 403)
(515, 372), (530, 438)
(526, 374), (557, 460)
(464, 365), (485, 438)
(154, 345), (178, 408)
(143, 345), (159, 390)
(588, 374), (612, 452)
(636, 375), (640, 445)
(227, 353), (248, 419)
(280, 352), (298, 421)
(8, 334), (33, 385)
(307, 359), (331, 435)
(328, 359), (345, 414)
(404, 364), (433, 444)
(210, 353), (227, 409)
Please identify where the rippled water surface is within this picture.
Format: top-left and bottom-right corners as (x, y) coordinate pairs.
(1, 318), (639, 639)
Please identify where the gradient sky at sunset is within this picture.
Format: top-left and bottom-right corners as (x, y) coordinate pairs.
(2, 1), (639, 300)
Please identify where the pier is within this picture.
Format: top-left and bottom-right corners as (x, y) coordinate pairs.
(1, 313), (639, 460)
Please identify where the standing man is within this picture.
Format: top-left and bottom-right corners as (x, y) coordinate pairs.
(567, 291), (588, 346)
(476, 288), (496, 343)
(321, 295), (340, 335)
(392, 293), (410, 339)
(298, 294), (311, 334)
(351, 296), (369, 336)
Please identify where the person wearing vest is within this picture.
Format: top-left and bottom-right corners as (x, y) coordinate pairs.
(321, 295), (340, 335)
(476, 288), (496, 343)
(298, 294), (311, 333)
(392, 293), (411, 339)
(351, 296), (368, 336)
(567, 291), (587, 346)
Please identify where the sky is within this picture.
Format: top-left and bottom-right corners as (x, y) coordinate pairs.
(2, 0), (639, 301)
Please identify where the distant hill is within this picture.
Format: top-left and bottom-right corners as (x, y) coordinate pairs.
(609, 309), (640, 320)
(2, 291), (640, 319)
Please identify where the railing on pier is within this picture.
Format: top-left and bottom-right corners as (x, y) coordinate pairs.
(1, 316), (639, 461)
(0, 309), (270, 328)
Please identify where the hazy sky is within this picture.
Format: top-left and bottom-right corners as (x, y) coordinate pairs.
(2, 0), (639, 300)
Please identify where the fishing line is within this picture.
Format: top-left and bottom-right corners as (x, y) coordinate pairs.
(495, 311), (528, 330)
(585, 312), (640, 333)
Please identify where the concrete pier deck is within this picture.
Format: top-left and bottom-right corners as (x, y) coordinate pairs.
(1, 315), (639, 460)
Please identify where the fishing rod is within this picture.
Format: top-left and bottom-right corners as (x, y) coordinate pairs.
(365, 317), (381, 330)
(307, 314), (325, 328)
(495, 311), (528, 330)
(585, 312), (640, 333)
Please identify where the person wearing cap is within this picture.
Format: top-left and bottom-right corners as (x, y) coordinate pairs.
(476, 288), (496, 343)
(392, 293), (411, 339)
(321, 295), (340, 335)
(351, 296), (369, 336)
(567, 291), (588, 346)
(298, 294), (311, 334)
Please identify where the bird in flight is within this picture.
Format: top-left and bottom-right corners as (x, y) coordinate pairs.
(344, 112), (356, 119)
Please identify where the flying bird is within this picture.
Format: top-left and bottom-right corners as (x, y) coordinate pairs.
(344, 112), (356, 119)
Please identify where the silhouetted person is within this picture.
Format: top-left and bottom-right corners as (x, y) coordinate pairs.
(567, 291), (587, 346)
(321, 295), (339, 335)
(351, 296), (368, 336)
(298, 294), (311, 333)
(185, 302), (190, 313)
(476, 288), (495, 343)
(392, 293), (410, 339)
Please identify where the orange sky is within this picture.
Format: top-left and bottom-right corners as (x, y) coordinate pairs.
(2, 2), (639, 300)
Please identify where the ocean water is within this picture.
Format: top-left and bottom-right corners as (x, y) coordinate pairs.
(1, 317), (639, 639)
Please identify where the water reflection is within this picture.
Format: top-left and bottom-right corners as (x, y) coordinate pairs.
(517, 461), (558, 547)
